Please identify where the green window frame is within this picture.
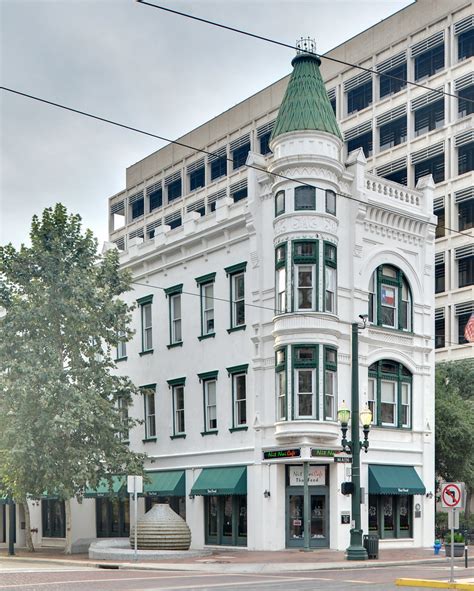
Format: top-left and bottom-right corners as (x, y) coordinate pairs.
(116, 330), (127, 361)
(369, 494), (413, 539)
(164, 284), (183, 348)
(368, 360), (412, 429)
(275, 190), (285, 216)
(225, 262), (247, 332)
(292, 241), (318, 312)
(369, 265), (412, 332)
(275, 347), (287, 421)
(324, 347), (337, 421)
(137, 294), (153, 355)
(141, 384), (157, 441)
(199, 371), (219, 435)
(227, 364), (249, 431)
(294, 185), (316, 210)
(196, 273), (216, 340)
(292, 344), (319, 420)
(275, 243), (287, 314)
(117, 396), (129, 442)
(167, 377), (186, 439)
(323, 242), (337, 314)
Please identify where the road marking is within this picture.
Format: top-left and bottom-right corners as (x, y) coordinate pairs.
(127, 578), (320, 591)
(344, 580), (375, 584)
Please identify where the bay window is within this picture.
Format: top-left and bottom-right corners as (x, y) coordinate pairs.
(369, 265), (412, 331)
(293, 241), (318, 312)
(368, 360), (412, 428)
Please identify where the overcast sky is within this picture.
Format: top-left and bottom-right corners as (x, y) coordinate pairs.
(1, 0), (413, 248)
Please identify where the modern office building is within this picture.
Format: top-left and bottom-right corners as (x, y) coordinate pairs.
(3, 0), (471, 553)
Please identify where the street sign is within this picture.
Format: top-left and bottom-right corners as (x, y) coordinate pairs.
(441, 482), (464, 509)
(127, 475), (143, 494)
(448, 509), (460, 529)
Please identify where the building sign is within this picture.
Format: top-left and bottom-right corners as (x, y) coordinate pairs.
(289, 466), (326, 486)
(311, 449), (337, 458)
(263, 449), (301, 460)
(334, 455), (352, 463)
(341, 511), (351, 524)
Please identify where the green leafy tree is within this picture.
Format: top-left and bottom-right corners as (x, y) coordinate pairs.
(0, 204), (144, 552)
(435, 360), (474, 520)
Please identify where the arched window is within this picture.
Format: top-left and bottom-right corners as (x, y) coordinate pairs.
(368, 265), (412, 331)
(368, 360), (412, 428)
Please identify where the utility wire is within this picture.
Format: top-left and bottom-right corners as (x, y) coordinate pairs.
(131, 280), (462, 347)
(2, 86), (472, 241)
(136, 0), (474, 106)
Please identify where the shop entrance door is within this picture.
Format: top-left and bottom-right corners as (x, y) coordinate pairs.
(205, 495), (247, 546)
(286, 490), (328, 548)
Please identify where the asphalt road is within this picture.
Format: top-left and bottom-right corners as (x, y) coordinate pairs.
(0, 562), (473, 591)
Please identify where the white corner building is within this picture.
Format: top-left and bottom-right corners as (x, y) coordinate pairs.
(4, 0), (473, 554)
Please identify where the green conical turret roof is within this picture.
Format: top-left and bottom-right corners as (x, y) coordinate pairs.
(271, 48), (342, 141)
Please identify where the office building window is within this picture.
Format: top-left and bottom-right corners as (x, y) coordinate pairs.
(137, 295), (153, 353)
(368, 360), (412, 428)
(232, 142), (250, 171)
(275, 243), (287, 314)
(347, 81), (372, 114)
(142, 385), (156, 439)
(380, 117), (407, 151)
(458, 85), (474, 118)
(459, 256), (474, 288)
(414, 100), (444, 137)
(458, 29), (474, 60)
(459, 199), (473, 231)
(435, 207), (445, 238)
(293, 241), (318, 311)
(368, 265), (412, 331)
(414, 44), (444, 81)
(384, 168), (407, 186)
(225, 262), (247, 330)
(435, 316), (445, 349)
(435, 261), (445, 293)
(131, 198), (144, 220)
(324, 242), (337, 313)
(189, 166), (205, 192)
(414, 154), (444, 184)
(293, 345), (318, 419)
(294, 186), (316, 210)
(149, 187), (162, 212)
(259, 132), (272, 155)
(231, 181), (248, 202)
(324, 347), (337, 421)
(347, 131), (373, 158)
(210, 153), (227, 181)
(379, 63), (407, 98)
(275, 348), (287, 421)
(459, 142), (474, 175)
(458, 309), (473, 344)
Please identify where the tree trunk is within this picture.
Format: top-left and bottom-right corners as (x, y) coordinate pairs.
(464, 487), (472, 522)
(64, 499), (72, 554)
(22, 500), (35, 552)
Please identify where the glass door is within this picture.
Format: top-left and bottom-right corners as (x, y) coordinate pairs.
(286, 490), (328, 548)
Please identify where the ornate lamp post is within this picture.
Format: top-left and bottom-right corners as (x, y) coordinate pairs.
(337, 320), (373, 561)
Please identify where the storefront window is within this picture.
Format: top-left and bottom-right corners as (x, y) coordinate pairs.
(42, 499), (65, 538)
(383, 496), (394, 535)
(145, 496), (185, 520)
(205, 495), (247, 546)
(368, 495), (378, 532)
(207, 496), (218, 538)
(96, 497), (129, 538)
(369, 494), (412, 538)
(238, 496), (247, 539)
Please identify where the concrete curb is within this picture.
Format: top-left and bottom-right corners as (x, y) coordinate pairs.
(0, 555), (466, 574)
(396, 578), (474, 590)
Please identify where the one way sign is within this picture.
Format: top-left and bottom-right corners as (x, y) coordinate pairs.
(441, 482), (464, 509)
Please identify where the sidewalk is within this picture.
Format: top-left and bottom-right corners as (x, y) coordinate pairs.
(0, 546), (469, 573)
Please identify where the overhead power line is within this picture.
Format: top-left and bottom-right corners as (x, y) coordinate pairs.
(136, 0), (474, 106)
(2, 86), (472, 241)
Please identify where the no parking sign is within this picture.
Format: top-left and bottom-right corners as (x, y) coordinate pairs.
(441, 482), (464, 509)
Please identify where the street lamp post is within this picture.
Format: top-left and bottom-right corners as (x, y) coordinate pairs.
(337, 320), (372, 561)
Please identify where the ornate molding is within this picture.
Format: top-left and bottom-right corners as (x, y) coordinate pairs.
(274, 214), (338, 236)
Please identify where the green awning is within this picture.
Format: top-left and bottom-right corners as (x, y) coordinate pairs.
(369, 465), (426, 495)
(144, 471), (185, 497)
(84, 476), (126, 498)
(191, 466), (247, 496)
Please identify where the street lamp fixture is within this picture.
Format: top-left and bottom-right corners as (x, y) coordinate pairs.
(338, 402), (372, 454)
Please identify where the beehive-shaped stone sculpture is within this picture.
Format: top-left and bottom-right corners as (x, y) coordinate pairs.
(130, 503), (191, 550)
